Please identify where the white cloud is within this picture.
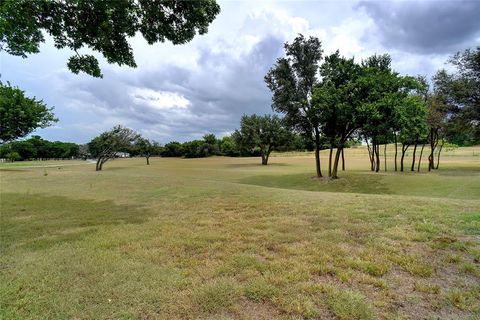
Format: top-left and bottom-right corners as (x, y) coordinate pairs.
(129, 88), (190, 110)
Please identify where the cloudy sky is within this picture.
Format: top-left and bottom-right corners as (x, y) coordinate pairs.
(2, 0), (480, 143)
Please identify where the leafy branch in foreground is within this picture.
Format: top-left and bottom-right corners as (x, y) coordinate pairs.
(0, 0), (221, 77)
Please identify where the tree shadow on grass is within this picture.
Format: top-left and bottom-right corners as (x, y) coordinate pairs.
(437, 166), (480, 176)
(224, 162), (291, 168)
(1, 193), (150, 251)
(238, 172), (391, 195)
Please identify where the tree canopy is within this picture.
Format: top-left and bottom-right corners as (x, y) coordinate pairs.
(0, 135), (79, 160)
(434, 47), (479, 145)
(0, 82), (57, 143)
(233, 114), (291, 165)
(0, 0), (221, 77)
(134, 137), (161, 165)
(265, 35), (324, 175)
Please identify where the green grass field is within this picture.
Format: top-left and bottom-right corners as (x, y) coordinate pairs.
(1, 146), (479, 319)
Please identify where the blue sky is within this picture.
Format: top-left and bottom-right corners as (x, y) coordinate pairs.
(1, 0), (479, 143)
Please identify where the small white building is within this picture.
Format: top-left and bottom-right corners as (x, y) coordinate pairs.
(115, 152), (130, 158)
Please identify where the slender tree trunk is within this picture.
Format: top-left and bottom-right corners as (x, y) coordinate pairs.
(314, 129), (322, 177)
(328, 147), (333, 177)
(366, 139), (374, 171)
(411, 140), (418, 171)
(146, 156), (150, 165)
(394, 133), (398, 172)
(428, 128), (438, 171)
(435, 139), (444, 170)
(384, 143), (387, 172)
(375, 143), (380, 172)
(96, 158), (102, 171)
(99, 158), (106, 171)
(341, 148), (345, 171)
(417, 143), (425, 172)
(401, 144), (409, 172)
(331, 148), (342, 179)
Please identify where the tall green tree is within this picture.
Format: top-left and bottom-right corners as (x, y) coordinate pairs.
(233, 114), (291, 165)
(265, 34), (324, 175)
(312, 51), (362, 178)
(0, 82), (57, 143)
(396, 95), (428, 171)
(433, 47), (479, 146)
(88, 125), (139, 171)
(359, 55), (397, 173)
(0, 0), (220, 77)
(357, 56), (427, 173)
(426, 93), (449, 170)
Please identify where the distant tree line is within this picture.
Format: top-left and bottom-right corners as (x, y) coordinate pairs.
(86, 124), (321, 170)
(0, 135), (79, 161)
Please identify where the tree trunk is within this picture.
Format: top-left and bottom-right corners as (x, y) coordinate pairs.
(341, 148), (345, 171)
(411, 140), (418, 171)
(375, 143), (380, 172)
(428, 128), (438, 171)
(96, 158), (102, 171)
(394, 133), (398, 171)
(146, 156), (150, 165)
(400, 144), (409, 172)
(366, 139), (374, 171)
(99, 158), (108, 171)
(384, 143), (387, 172)
(328, 147), (333, 176)
(417, 143), (425, 172)
(331, 148), (342, 179)
(261, 149), (271, 165)
(314, 129), (322, 177)
(435, 139), (444, 170)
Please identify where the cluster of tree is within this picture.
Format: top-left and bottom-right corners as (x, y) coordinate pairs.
(265, 35), (479, 179)
(0, 135), (79, 161)
(160, 135), (233, 158)
(161, 129), (313, 160)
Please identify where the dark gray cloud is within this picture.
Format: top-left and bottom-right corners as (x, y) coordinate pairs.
(54, 34), (284, 142)
(359, 0), (480, 54)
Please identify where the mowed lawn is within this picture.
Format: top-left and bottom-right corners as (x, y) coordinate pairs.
(1, 147), (479, 320)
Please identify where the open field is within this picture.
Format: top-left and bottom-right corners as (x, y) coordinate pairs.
(1, 146), (479, 319)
